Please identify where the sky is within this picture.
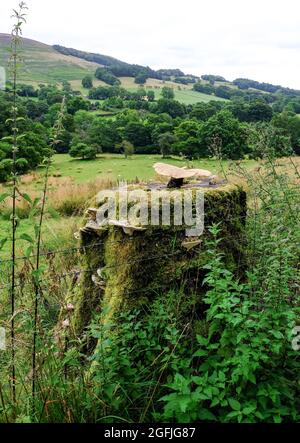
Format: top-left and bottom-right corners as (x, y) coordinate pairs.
(0, 0), (300, 88)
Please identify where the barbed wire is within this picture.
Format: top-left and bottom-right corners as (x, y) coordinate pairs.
(0, 248), (209, 291)
(0, 212), (248, 265)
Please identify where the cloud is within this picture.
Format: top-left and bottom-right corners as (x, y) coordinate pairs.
(0, 0), (299, 88)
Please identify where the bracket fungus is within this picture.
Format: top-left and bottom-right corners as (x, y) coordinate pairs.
(181, 238), (202, 251)
(153, 162), (212, 188)
(85, 208), (98, 221)
(92, 274), (106, 289)
(109, 220), (147, 236)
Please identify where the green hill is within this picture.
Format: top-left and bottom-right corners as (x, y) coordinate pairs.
(0, 33), (99, 84)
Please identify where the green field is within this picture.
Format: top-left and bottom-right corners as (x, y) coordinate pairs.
(45, 153), (254, 184)
(116, 76), (227, 104)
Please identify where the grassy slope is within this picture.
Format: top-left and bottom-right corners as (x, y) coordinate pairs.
(98, 76), (227, 104)
(0, 33), (99, 83)
(0, 34), (227, 104)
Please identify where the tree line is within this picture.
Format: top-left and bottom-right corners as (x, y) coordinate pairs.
(0, 81), (299, 179)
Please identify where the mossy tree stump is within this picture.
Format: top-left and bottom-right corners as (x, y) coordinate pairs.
(73, 184), (247, 335)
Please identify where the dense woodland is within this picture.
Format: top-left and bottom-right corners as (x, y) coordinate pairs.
(1, 75), (300, 180)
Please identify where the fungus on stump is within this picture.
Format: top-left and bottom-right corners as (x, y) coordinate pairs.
(73, 181), (247, 337)
(153, 162), (212, 188)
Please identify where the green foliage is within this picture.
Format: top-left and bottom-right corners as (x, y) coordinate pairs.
(122, 140), (134, 159)
(157, 132), (176, 158)
(0, 159), (13, 182)
(173, 120), (203, 159)
(199, 110), (248, 159)
(89, 291), (189, 422)
(95, 68), (120, 86)
(160, 223), (299, 423)
(69, 142), (97, 160)
(135, 72), (148, 85)
(161, 86), (175, 100)
(81, 75), (93, 89)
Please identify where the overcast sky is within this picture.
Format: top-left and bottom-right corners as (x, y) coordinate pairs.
(1, 0), (300, 88)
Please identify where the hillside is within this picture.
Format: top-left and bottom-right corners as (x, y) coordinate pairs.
(0, 33), (99, 84)
(1, 33), (299, 105)
(0, 34), (227, 104)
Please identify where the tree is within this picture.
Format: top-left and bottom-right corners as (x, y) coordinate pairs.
(173, 120), (203, 159)
(0, 159), (13, 182)
(161, 87), (175, 100)
(69, 142), (97, 160)
(272, 112), (300, 154)
(26, 99), (49, 121)
(123, 121), (151, 147)
(198, 110), (248, 159)
(193, 83), (215, 95)
(247, 100), (273, 122)
(147, 90), (155, 102)
(135, 72), (148, 85)
(95, 68), (120, 86)
(190, 102), (221, 121)
(82, 75), (93, 89)
(123, 140), (134, 159)
(157, 99), (185, 118)
(157, 132), (176, 158)
(67, 96), (89, 115)
(88, 118), (121, 152)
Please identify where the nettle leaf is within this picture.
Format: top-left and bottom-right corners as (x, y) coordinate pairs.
(34, 225), (40, 239)
(193, 348), (207, 358)
(198, 408), (217, 421)
(228, 398), (241, 411)
(271, 330), (284, 339)
(22, 193), (32, 204)
(25, 245), (33, 258)
(33, 197), (41, 209)
(31, 267), (47, 280)
(20, 233), (34, 244)
(196, 335), (209, 346)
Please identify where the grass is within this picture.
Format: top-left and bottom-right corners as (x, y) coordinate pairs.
(0, 34), (98, 83)
(115, 77), (227, 104)
(43, 153), (256, 183)
(0, 215), (80, 259)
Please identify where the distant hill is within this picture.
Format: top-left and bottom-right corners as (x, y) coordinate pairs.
(1, 33), (299, 103)
(0, 33), (99, 84)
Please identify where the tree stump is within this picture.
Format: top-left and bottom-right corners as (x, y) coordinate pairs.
(73, 183), (247, 336)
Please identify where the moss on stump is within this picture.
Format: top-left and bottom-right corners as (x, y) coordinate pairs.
(74, 183), (247, 335)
